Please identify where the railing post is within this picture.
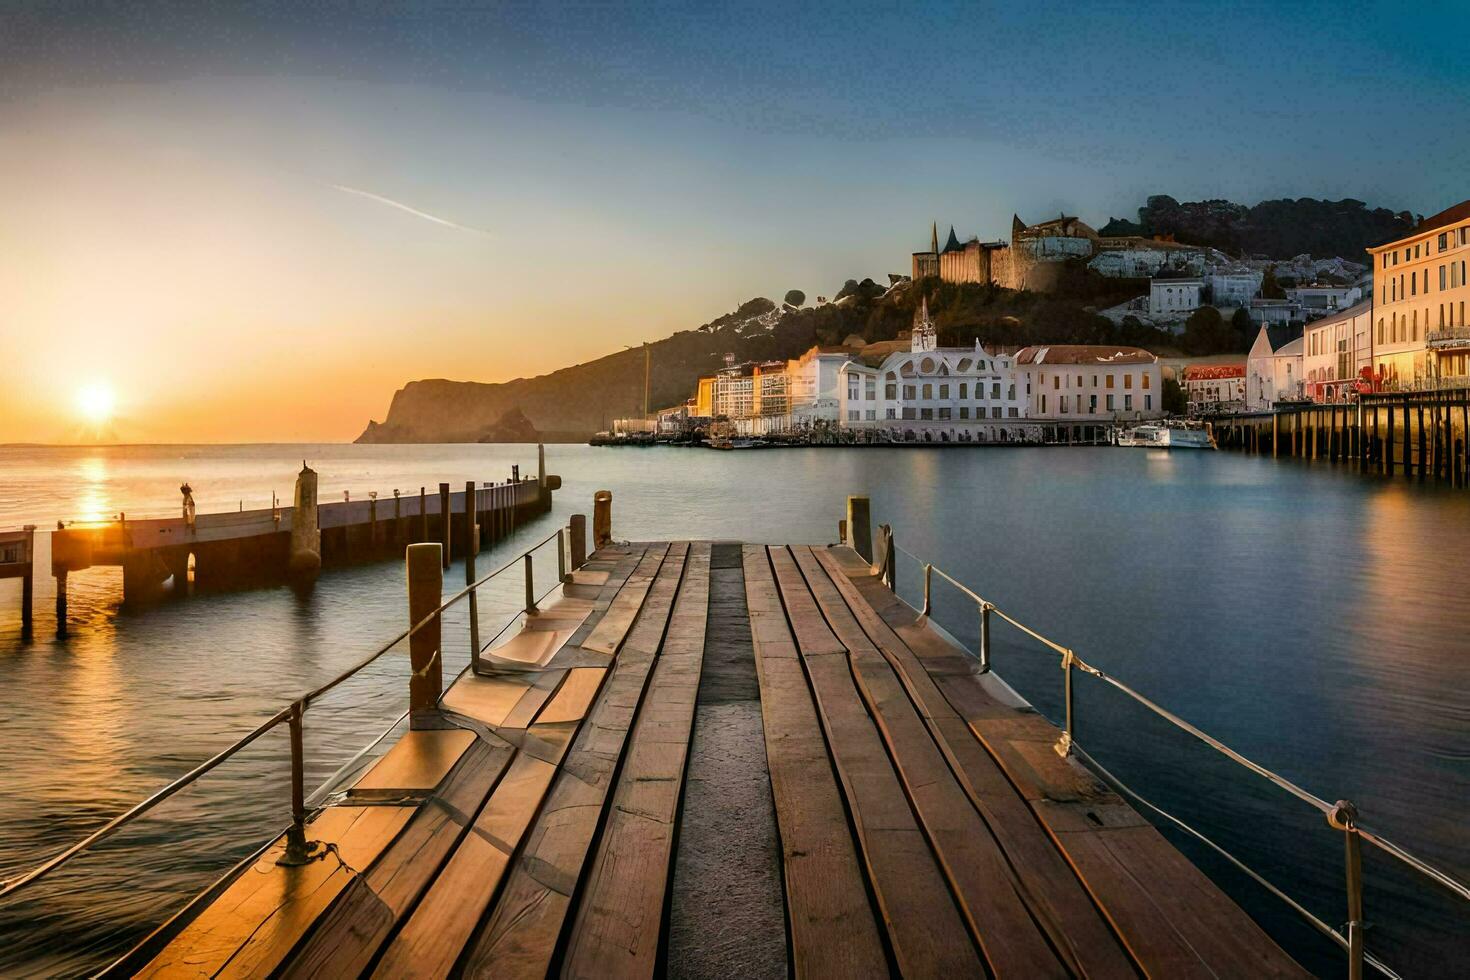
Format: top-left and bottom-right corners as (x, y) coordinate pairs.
(438, 482), (451, 569)
(557, 528), (569, 584)
(524, 552), (538, 615)
(464, 481), (480, 668)
(846, 495), (872, 563)
(1328, 801), (1365, 980)
(406, 543), (443, 728)
(978, 602), (992, 674)
(593, 490), (613, 549)
(277, 699), (324, 866)
(1054, 649), (1075, 757)
(921, 563), (933, 617)
(569, 514), (587, 569)
(880, 524), (895, 589)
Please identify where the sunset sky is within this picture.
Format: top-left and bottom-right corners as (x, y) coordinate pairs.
(2, 1), (1466, 443)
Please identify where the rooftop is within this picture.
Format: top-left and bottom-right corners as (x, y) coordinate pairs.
(1014, 345), (1158, 366)
(1184, 364), (1247, 380)
(1370, 199), (1470, 251)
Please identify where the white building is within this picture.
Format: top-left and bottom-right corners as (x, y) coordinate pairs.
(1206, 271), (1263, 307)
(1286, 284), (1363, 320)
(1246, 324), (1305, 411)
(834, 302), (1028, 442)
(1249, 299), (1302, 326)
(1149, 279), (1204, 318)
(1184, 365), (1246, 415)
(1014, 346), (1164, 421)
(1302, 299), (1373, 402)
(785, 345), (855, 424)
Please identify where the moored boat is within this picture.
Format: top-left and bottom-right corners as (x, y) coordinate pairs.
(1115, 420), (1216, 449)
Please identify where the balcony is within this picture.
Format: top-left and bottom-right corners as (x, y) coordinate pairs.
(1427, 326), (1470, 348)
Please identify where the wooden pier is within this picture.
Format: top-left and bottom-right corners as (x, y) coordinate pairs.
(0, 525), (36, 632)
(103, 511), (1307, 976)
(46, 448), (559, 632)
(1211, 389), (1470, 486)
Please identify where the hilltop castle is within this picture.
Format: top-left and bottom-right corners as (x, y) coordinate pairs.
(913, 214), (1208, 291)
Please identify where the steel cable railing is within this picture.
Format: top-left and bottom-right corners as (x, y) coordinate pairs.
(871, 528), (1469, 980)
(0, 521), (579, 900)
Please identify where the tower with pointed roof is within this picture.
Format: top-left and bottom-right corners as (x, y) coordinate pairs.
(911, 297), (938, 353)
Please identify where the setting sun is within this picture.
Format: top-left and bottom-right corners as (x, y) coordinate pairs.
(75, 383), (116, 424)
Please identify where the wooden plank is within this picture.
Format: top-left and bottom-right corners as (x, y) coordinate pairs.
(561, 542), (711, 978)
(369, 754), (557, 979)
(498, 670), (568, 731)
(279, 739), (515, 979)
(347, 728), (476, 799)
(582, 543), (672, 654)
(460, 543), (690, 979)
(767, 546), (983, 976)
(442, 673), (536, 727)
(827, 546), (1309, 979)
(811, 546), (1137, 978)
(790, 547), (1066, 977)
(140, 805), (413, 978)
(740, 546), (887, 980)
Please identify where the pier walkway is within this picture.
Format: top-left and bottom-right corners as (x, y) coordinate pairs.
(105, 536), (1306, 977)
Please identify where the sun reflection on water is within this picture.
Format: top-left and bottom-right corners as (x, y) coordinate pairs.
(72, 455), (114, 524)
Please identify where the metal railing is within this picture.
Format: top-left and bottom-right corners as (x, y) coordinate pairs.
(870, 521), (1469, 980)
(0, 515), (586, 898)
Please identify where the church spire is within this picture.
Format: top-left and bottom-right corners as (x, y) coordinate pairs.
(930, 221), (938, 254)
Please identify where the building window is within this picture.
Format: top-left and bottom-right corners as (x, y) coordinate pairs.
(1142, 373), (1151, 389)
(938, 383), (949, 399)
(886, 408), (896, 419)
(959, 406), (969, 419)
(1440, 233), (1449, 251)
(866, 409), (876, 420)
(864, 381), (876, 399)
(1123, 374), (1133, 390)
(938, 407), (951, 420)
(902, 407), (915, 420)
(1040, 395), (1047, 413)
(1125, 394), (1133, 411)
(885, 383), (897, 399)
(921, 383), (932, 400)
(1053, 376), (1060, 390)
(1106, 375), (1115, 389)
(1145, 394), (1152, 410)
(1089, 395), (1097, 413)
(903, 385), (916, 400)
(959, 382), (968, 399)
(1006, 407), (1018, 418)
(920, 408), (933, 420)
(993, 383), (1002, 399)
(1106, 394), (1115, 410)
(848, 410), (858, 421)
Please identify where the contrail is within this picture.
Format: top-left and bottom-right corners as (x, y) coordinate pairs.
(331, 184), (492, 236)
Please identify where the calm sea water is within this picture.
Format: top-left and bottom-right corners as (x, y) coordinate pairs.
(0, 443), (1466, 976)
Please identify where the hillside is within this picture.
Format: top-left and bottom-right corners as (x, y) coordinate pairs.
(356, 274), (1176, 443)
(1099, 195), (1418, 259)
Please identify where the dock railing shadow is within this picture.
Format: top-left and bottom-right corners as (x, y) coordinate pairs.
(0, 513), (587, 901)
(849, 497), (1469, 980)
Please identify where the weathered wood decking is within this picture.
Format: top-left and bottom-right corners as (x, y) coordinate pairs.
(111, 540), (1308, 978)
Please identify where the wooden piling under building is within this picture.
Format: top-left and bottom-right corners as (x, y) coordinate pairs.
(1207, 389), (1470, 488)
(103, 526), (1309, 977)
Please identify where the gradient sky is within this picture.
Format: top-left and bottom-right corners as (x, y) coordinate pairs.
(2, 1), (1466, 443)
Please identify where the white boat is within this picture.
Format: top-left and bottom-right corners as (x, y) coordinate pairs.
(1115, 421), (1216, 449)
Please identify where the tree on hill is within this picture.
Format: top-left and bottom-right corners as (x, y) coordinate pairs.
(1181, 306), (1238, 355)
(783, 289), (806, 307)
(1261, 266), (1286, 299)
(1230, 307), (1255, 348)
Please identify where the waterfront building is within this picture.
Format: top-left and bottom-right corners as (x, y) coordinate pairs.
(693, 375), (717, 417)
(1149, 278), (1204, 318)
(1184, 364), (1246, 415)
(1368, 200), (1470, 388)
(712, 364), (756, 419)
(1015, 346), (1164, 422)
(1245, 324), (1305, 411)
(785, 345), (855, 424)
(1302, 299), (1373, 401)
(751, 361), (791, 418)
(835, 301), (1028, 441)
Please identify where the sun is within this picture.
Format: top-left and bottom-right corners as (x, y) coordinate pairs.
(76, 383), (117, 425)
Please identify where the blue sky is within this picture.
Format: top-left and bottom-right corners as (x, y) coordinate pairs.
(2, 1), (1466, 440)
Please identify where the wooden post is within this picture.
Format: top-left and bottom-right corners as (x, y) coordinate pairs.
(276, 699), (324, 866)
(464, 481), (479, 664)
(406, 543), (443, 727)
(1271, 413), (1279, 458)
(569, 514), (587, 569)
(439, 482), (452, 569)
(593, 490), (613, 548)
(1417, 404), (1426, 481)
(523, 553), (538, 615)
(1385, 404), (1394, 474)
(419, 486), (428, 542)
(978, 602), (992, 674)
(846, 495), (873, 564)
(557, 528), (569, 584)
(55, 570), (67, 638)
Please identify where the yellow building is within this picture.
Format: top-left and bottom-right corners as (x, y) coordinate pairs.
(694, 375), (716, 417)
(1367, 200), (1470, 387)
